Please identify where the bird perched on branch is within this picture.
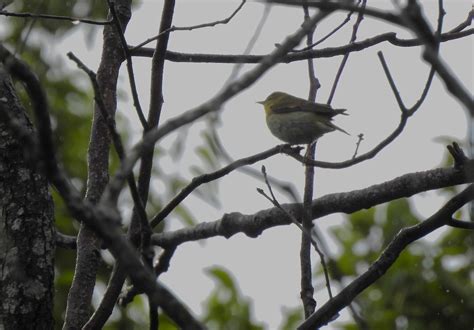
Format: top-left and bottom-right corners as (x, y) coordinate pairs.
(257, 91), (349, 145)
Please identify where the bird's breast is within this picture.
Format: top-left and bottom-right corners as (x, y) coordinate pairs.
(266, 112), (334, 144)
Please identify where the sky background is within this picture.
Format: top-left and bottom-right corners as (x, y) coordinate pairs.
(54, 1), (473, 328)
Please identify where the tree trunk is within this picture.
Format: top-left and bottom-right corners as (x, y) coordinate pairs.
(0, 68), (55, 329)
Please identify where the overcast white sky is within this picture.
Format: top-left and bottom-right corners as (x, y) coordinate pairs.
(55, 1), (473, 328)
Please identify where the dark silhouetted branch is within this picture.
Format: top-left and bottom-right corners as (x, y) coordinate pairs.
(150, 145), (301, 228)
(0, 9), (111, 25)
(152, 155), (474, 248)
(131, 29), (473, 63)
(132, 0), (247, 50)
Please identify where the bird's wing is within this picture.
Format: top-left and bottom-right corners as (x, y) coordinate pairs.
(272, 101), (346, 118)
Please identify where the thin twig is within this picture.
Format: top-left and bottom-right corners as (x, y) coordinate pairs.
(448, 9), (473, 33)
(377, 0), (444, 116)
(210, 128), (300, 201)
(224, 2), (271, 85)
(294, 2), (359, 52)
(256, 167), (317, 248)
(267, 0), (403, 25)
(327, 0), (366, 105)
(106, 0), (148, 129)
(259, 165), (333, 305)
(352, 133), (364, 159)
(150, 145), (300, 228)
(0, 9), (111, 25)
(132, 0), (247, 51)
(13, 1), (43, 56)
(377, 52), (409, 111)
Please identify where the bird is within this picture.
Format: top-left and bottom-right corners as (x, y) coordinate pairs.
(257, 91), (349, 144)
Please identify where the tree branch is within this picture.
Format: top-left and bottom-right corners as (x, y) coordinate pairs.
(152, 156), (474, 248)
(327, 0), (366, 105)
(130, 29), (473, 63)
(150, 144), (301, 228)
(132, 0), (247, 50)
(0, 9), (111, 25)
(107, 0), (148, 129)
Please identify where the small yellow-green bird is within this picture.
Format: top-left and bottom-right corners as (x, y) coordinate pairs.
(257, 91), (349, 144)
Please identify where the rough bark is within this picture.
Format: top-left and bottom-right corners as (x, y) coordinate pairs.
(0, 68), (55, 329)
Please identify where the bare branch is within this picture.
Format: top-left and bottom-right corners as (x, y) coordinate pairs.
(133, 0), (247, 50)
(150, 145), (301, 228)
(209, 110), (300, 201)
(351, 134), (364, 159)
(258, 162), (333, 314)
(327, 0), (366, 105)
(83, 267), (126, 330)
(300, 6), (319, 316)
(422, 48), (473, 114)
(447, 218), (474, 230)
(131, 29), (473, 63)
(152, 156), (474, 248)
(448, 8), (473, 33)
(294, 4), (357, 52)
(0, 9), (111, 25)
(106, 0), (148, 129)
(266, 0), (403, 25)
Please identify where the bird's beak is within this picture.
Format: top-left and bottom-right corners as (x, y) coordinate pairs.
(256, 101), (264, 105)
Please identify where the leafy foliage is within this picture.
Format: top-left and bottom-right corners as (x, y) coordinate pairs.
(202, 267), (265, 330)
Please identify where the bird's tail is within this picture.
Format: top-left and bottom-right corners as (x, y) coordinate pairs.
(330, 122), (350, 135)
(334, 108), (348, 116)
